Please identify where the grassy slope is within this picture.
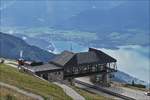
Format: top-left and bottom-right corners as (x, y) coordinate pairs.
(0, 86), (35, 100)
(0, 64), (115, 100)
(0, 64), (72, 100)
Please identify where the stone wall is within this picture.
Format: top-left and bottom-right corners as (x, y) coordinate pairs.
(47, 71), (64, 81)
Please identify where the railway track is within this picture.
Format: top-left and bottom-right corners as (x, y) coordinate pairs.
(74, 80), (136, 100)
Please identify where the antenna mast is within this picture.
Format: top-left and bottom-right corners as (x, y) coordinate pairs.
(87, 39), (90, 48)
(20, 50), (23, 59)
(70, 41), (73, 52)
(70, 37), (73, 52)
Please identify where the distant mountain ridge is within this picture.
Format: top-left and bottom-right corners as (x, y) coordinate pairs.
(113, 70), (147, 86)
(1, 1), (149, 31)
(58, 1), (149, 32)
(13, 33), (53, 51)
(0, 32), (55, 62)
(0, 1), (124, 27)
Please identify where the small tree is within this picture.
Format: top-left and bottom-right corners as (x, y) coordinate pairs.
(0, 59), (5, 63)
(6, 94), (16, 100)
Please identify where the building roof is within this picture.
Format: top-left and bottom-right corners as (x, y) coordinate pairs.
(76, 51), (100, 64)
(23, 48), (117, 72)
(24, 63), (62, 72)
(51, 48), (117, 66)
(88, 48), (117, 63)
(51, 51), (75, 66)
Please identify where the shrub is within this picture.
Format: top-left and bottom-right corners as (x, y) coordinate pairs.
(5, 94), (16, 100)
(125, 83), (146, 88)
(30, 61), (43, 66)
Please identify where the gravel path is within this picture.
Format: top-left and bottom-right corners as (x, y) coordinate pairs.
(0, 82), (44, 100)
(54, 82), (85, 100)
(4, 60), (18, 68)
(76, 77), (150, 100)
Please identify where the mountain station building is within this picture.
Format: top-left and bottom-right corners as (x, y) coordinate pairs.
(19, 48), (117, 86)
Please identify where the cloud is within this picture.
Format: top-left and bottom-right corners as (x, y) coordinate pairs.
(97, 45), (150, 82)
